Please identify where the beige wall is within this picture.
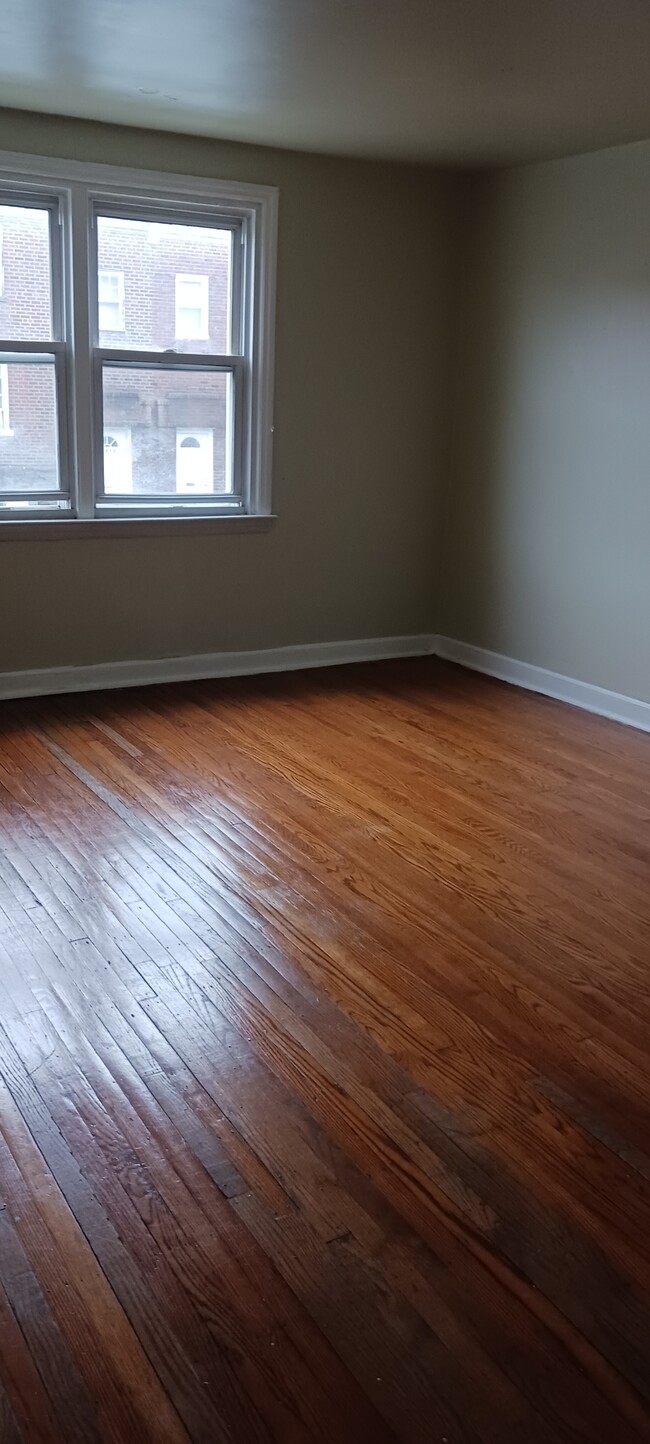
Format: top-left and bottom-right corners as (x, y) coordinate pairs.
(443, 142), (650, 703)
(0, 109), (460, 672)
(8, 113), (647, 700)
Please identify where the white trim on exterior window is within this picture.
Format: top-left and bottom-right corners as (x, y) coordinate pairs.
(175, 274), (209, 341)
(98, 269), (125, 332)
(176, 427), (214, 493)
(0, 150), (278, 529)
(103, 425), (132, 492)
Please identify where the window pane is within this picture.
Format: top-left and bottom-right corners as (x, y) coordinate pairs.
(101, 366), (232, 496)
(0, 205), (53, 341)
(97, 218), (233, 353)
(0, 361), (60, 493)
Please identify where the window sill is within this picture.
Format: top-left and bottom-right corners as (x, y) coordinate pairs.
(0, 513), (275, 541)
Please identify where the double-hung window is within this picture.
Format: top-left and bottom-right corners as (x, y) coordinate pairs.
(0, 154), (277, 527)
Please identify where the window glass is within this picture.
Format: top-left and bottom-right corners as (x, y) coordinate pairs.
(0, 360), (60, 495)
(97, 217), (232, 353)
(0, 204), (53, 340)
(101, 366), (232, 496)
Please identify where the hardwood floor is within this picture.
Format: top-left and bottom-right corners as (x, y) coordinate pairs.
(0, 657), (649, 1443)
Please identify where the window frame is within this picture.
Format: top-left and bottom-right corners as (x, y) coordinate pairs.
(0, 152), (278, 534)
(0, 189), (72, 514)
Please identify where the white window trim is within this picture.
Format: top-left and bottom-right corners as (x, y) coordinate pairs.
(98, 268), (125, 331)
(175, 273), (209, 341)
(0, 150), (278, 532)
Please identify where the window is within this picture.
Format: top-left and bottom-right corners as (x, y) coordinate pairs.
(175, 275), (209, 341)
(0, 364), (9, 432)
(0, 156), (277, 524)
(98, 270), (125, 332)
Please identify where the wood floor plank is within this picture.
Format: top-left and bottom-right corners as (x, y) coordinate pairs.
(1, 659), (650, 1441)
(0, 1080), (192, 1444)
(0, 1379), (24, 1444)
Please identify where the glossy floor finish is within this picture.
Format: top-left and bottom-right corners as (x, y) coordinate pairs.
(0, 659), (649, 1444)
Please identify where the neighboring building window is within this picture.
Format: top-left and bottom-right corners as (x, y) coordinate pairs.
(98, 270), (125, 331)
(0, 223), (4, 296)
(0, 158), (277, 522)
(175, 274), (209, 340)
(103, 427), (132, 493)
(0, 363), (9, 431)
(176, 428), (213, 492)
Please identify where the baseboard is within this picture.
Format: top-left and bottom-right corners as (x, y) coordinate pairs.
(0, 633), (436, 701)
(435, 635), (650, 734)
(4, 630), (647, 733)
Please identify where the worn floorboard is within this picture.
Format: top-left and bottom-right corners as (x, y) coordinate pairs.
(0, 658), (649, 1442)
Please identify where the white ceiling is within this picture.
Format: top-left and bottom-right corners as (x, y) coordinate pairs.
(1, 0), (650, 166)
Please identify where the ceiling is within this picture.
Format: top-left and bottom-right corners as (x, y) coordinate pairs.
(1, 0), (650, 166)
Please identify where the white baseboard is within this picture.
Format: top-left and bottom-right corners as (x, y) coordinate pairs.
(435, 635), (650, 733)
(0, 633), (435, 702)
(3, 629), (648, 734)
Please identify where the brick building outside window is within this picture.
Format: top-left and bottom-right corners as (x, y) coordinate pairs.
(0, 206), (231, 497)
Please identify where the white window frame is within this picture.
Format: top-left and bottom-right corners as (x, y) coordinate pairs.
(98, 269), (125, 332)
(0, 152), (278, 532)
(0, 190), (70, 515)
(175, 273), (209, 341)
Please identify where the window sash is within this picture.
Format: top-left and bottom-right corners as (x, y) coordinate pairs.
(0, 194), (70, 514)
(92, 352), (243, 509)
(90, 206), (243, 356)
(0, 157), (276, 524)
(0, 346), (71, 510)
(0, 191), (64, 344)
(88, 202), (244, 512)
